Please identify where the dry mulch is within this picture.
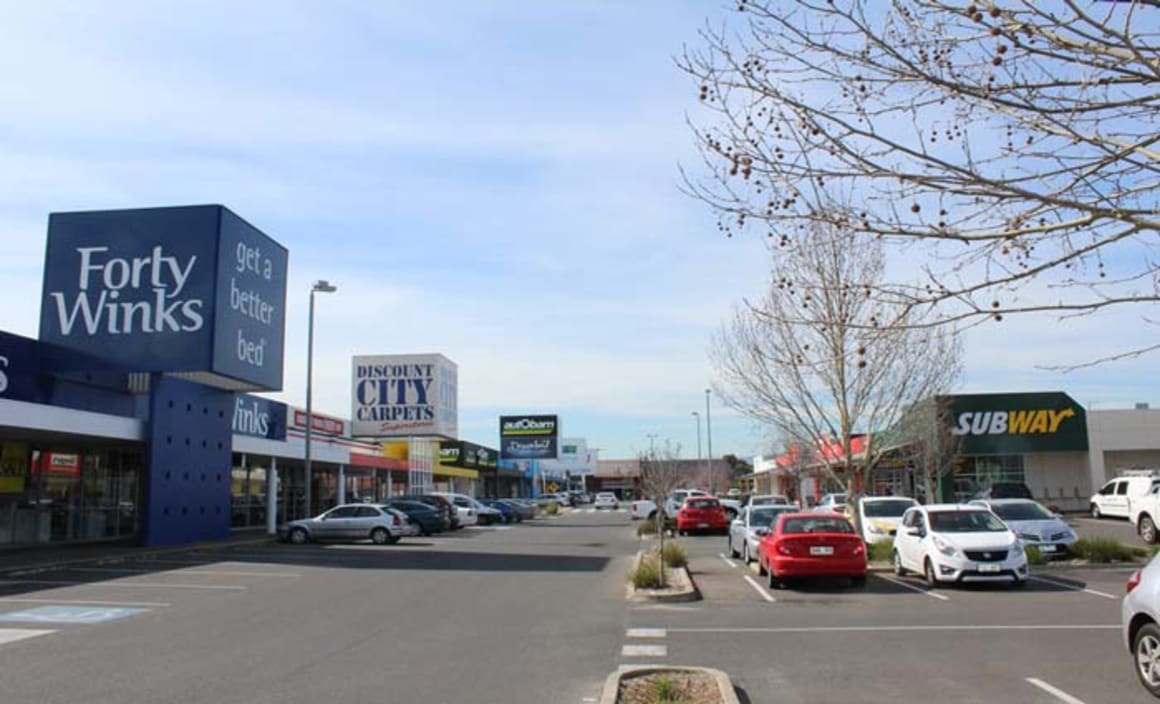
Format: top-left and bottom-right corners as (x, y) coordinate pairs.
(618, 671), (723, 704)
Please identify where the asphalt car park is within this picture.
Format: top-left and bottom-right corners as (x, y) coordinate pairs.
(625, 530), (1152, 703)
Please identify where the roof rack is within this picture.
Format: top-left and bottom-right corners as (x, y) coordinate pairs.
(1117, 468), (1160, 477)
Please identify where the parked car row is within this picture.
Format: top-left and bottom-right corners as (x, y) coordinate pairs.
(277, 494), (544, 545)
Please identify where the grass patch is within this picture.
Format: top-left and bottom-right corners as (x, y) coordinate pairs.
(650, 675), (686, 703)
(660, 541), (688, 568)
(867, 540), (894, 563)
(544, 501), (559, 516)
(1070, 537), (1140, 563)
(1024, 545), (1047, 566)
(637, 520), (658, 536)
(630, 555), (663, 589)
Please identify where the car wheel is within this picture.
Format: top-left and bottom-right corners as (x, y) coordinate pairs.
(1091, 503), (1102, 519)
(288, 527), (308, 545)
(742, 542), (752, 564)
(757, 557), (767, 577)
(923, 558), (939, 587)
(1134, 622), (1160, 697)
(767, 565), (782, 590)
(1142, 516), (1158, 544)
(647, 511), (656, 521)
(370, 527), (389, 545)
(893, 550), (907, 577)
(850, 576), (867, 589)
(728, 536), (739, 559)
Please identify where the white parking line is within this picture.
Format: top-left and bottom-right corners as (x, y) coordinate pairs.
(68, 567), (300, 578)
(1030, 575), (1118, 600)
(874, 573), (950, 601)
(626, 628), (666, 639)
(743, 575), (776, 603)
(667, 625), (1118, 634)
(0, 579), (247, 591)
(0, 598), (171, 608)
(719, 554), (738, 569)
(621, 644), (667, 657)
(0, 628), (55, 645)
(1026, 677), (1088, 704)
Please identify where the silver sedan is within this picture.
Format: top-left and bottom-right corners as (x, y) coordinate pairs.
(278, 504), (411, 545)
(727, 505), (797, 564)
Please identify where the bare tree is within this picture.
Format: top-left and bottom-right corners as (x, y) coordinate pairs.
(637, 440), (692, 586)
(682, 1), (1159, 365)
(890, 396), (966, 503)
(711, 220), (962, 533)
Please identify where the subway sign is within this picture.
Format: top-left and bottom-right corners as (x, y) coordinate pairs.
(947, 392), (1088, 453)
(499, 414), (559, 460)
(38, 205), (289, 391)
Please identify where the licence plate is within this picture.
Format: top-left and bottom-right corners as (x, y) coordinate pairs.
(697, 523), (709, 528)
(1039, 544), (1057, 552)
(977, 563), (1001, 573)
(810, 546), (834, 556)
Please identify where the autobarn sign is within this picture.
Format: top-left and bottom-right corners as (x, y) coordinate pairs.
(499, 414), (559, 460)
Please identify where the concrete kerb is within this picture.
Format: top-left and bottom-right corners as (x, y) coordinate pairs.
(600, 665), (740, 704)
(0, 534), (277, 578)
(626, 550), (700, 603)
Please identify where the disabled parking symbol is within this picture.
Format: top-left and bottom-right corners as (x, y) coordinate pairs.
(0, 605), (149, 624)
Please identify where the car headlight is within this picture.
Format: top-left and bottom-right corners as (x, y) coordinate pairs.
(932, 535), (957, 557)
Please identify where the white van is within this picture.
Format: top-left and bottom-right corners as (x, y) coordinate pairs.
(1090, 474), (1160, 519)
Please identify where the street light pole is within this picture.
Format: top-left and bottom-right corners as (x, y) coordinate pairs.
(304, 279), (337, 518)
(691, 411), (702, 466)
(646, 434), (658, 455)
(705, 389), (714, 495)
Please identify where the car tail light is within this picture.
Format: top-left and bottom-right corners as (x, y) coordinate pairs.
(1128, 568), (1143, 595)
(853, 542), (865, 556)
(777, 543), (793, 556)
(391, 515), (400, 526)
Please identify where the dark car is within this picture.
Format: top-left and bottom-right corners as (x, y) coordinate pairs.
(480, 499), (517, 524)
(497, 499), (536, 521)
(414, 494), (461, 530)
(384, 499), (450, 535)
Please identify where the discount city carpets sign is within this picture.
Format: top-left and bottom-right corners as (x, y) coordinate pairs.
(38, 205), (288, 391)
(351, 354), (458, 438)
(499, 414), (559, 460)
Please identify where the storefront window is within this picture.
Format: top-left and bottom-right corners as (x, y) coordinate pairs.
(231, 456), (268, 528)
(954, 455), (1025, 500)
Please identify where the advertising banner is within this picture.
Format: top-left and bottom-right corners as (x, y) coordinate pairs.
(352, 354), (458, 438)
(439, 440), (498, 470)
(38, 205), (288, 391)
(231, 394), (288, 441)
(292, 409), (346, 437)
(499, 414), (559, 460)
(946, 392), (1088, 454)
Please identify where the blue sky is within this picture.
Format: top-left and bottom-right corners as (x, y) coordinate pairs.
(1, 2), (1155, 461)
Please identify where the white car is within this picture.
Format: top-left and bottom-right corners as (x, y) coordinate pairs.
(717, 497), (743, 520)
(813, 493), (848, 513)
(892, 504), (1029, 587)
(430, 492), (483, 527)
(594, 492), (619, 510)
(1123, 554), (1160, 698)
(1092, 475), (1160, 519)
(727, 505), (796, 564)
(970, 498), (1077, 556)
(854, 496), (918, 544)
(747, 494), (792, 508)
(629, 499), (658, 520)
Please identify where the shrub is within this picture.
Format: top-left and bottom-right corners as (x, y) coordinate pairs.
(1071, 537), (1139, 563)
(630, 555), (663, 589)
(867, 540), (894, 563)
(650, 675), (684, 703)
(637, 520), (658, 536)
(545, 501), (559, 516)
(1024, 545), (1046, 566)
(660, 541), (688, 568)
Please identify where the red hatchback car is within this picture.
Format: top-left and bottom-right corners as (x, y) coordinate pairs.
(757, 512), (867, 589)
(676, 497), (730, 535)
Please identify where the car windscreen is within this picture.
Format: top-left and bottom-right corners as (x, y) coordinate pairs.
(862, 499), (916, 517)
(929, 510), (1007, 532)
(990, 502), (1054, 521)
(686, 499), (719, 509)
(781, 517), (854, 534)
(750, 508), (790, 527)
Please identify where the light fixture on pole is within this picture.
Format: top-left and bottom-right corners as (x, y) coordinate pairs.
(646, 433), (658, 455)
(304, 279), (337, 518)
(691, 411), (702, 466)
(705, 388), (714, 495)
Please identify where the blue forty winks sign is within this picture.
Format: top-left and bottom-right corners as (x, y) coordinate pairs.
(38, 205), (289, 391)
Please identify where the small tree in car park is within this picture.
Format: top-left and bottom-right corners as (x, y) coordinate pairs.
(890, 396), (966, 504)
(682, 0), (1160, 369)
(711, 220), (962, 536)
(638, 440), (695, 588)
